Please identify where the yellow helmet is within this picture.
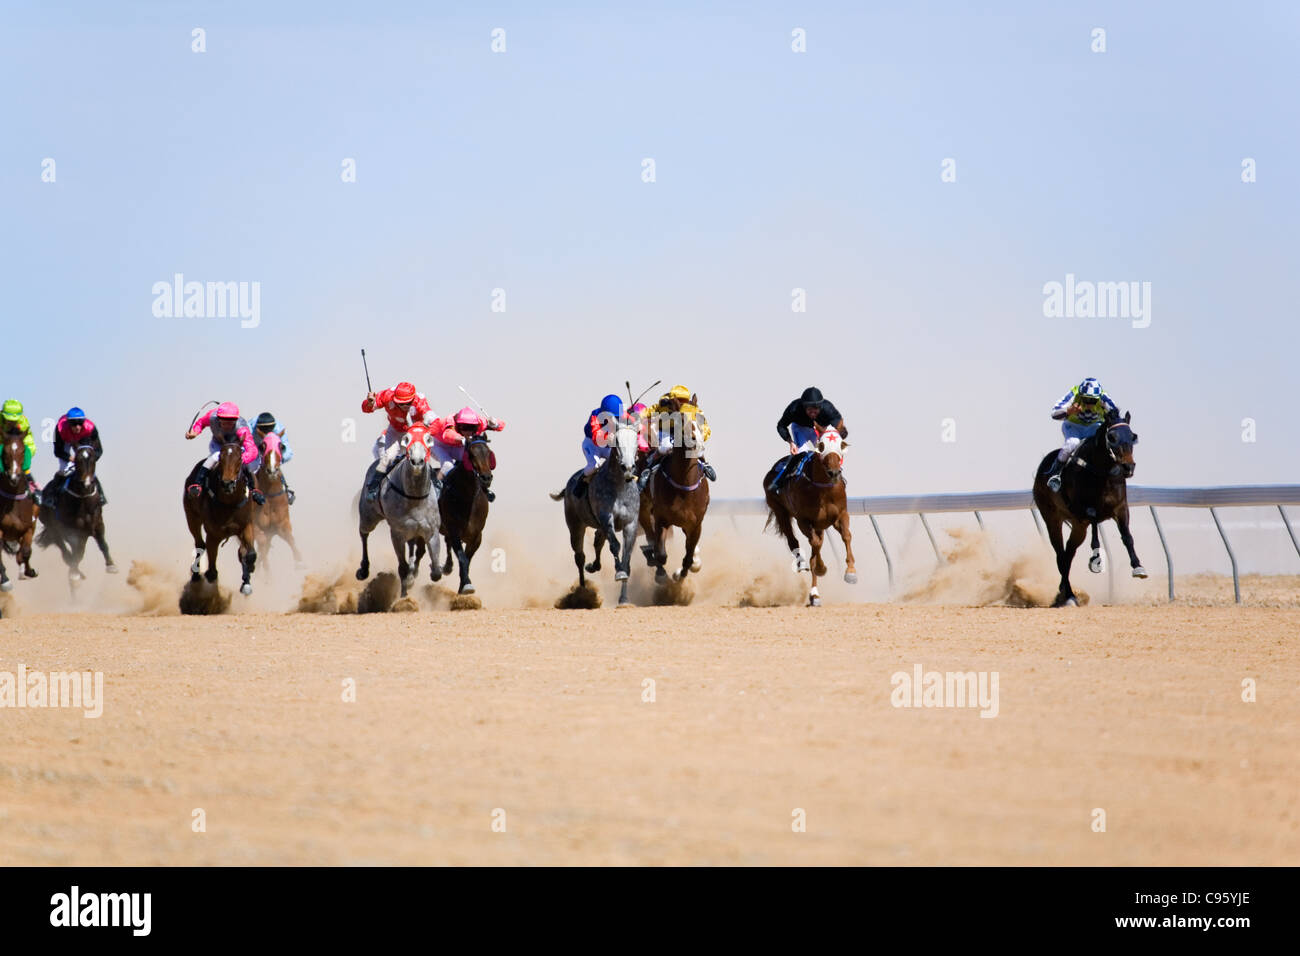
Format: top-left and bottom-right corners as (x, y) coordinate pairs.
(666, 384), (692, 402)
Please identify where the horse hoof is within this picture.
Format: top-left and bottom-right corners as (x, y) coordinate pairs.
(431, 568), (442, 581)
(24, 569), (37, 579)
(356, 567), (369, 581)
(617, 599), (634, 608)
(690, 560), (701, 573)
(1132, 566), (1148, 579)
(1088, 556), (1103, 574)
(615, 570), (628, 582)
(585, 562), (600, 574)
(204, 571), (218, 583)
(106, 564), (119, 574)
(809, 595), (822, 607)
(459, 583), (475, 595)
(654, 569), (668, 584)
(0, 580), (11, 592)
(240, 583), (252, 596)
(844, 572), (858, 584)
(190, 573), (201, 584)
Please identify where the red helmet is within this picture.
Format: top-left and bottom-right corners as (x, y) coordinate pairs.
(392, 382), (417, 404)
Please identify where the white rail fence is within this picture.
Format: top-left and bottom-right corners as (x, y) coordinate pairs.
(711, 485), (1300, 603)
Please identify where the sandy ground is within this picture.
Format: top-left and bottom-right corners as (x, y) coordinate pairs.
(1, 585), (1296, 865)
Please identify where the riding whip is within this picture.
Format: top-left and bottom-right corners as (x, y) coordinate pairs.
(361, 349), (373, 393)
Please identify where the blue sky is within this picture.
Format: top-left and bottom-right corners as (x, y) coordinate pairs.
(3, 0), (1297, 526)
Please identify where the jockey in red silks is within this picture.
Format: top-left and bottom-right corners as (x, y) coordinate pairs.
(362, 381), (437, 500)
(428, 406), (505, 499)
(185, 401), (264, 504)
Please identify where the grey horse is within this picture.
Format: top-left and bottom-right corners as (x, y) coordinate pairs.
(356, 427), (440, 597)
(550, 420), (642, 606)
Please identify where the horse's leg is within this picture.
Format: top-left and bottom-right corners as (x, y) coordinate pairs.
(391, 528), (412, 596)
(451, 534), (472, 594)
(0, 542), (9, 591)
(569, 519), (588, 588)
(441, 533), (454, 576)
(283, 527), (305, 568)
(356, 525), (371, 580)
(836, 512), (857, 584)
(604, 515), (627, 583)
(93, 518), (117, 572)
(586, 527), (606, 574)
(410, 538), (424, 579)
(618, 520), (636, 604)
(1054, 521), (1087, 607)
(204, 529), (220, 583)
(677, 518), (702, 582)
(1088, 522), (1103, 573)
(68, 531), (88, 582)
(1114, 505), (1147, 578)
(238, 524), (256, 595)
(20, 526), (36, 578)
(806, 525), (825, 606)
(651, 516), (669, 583)
(773, 501), (807, 572)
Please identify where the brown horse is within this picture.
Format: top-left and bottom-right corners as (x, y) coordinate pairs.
(432, 433), (494, 595)
(638, 420), (709, 583)
(1032, 410), (1146, 607)
(183, 441), (258, 595)
(0, 432), (38, 591)
(251, 432), (304, 572)
(762, 426), (857, 606)
(37, 443), (117, 589)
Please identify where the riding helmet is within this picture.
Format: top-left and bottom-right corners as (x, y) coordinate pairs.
(65, 407), (86, 421)
(255, 412), (277, 431)
(799, 387), (823, 405)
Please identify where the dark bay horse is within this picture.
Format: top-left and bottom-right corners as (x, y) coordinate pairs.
(639, 419), (709, 583)
(433, 433), (494, 595)
(762, 426), (857, 606)
(252, 431), (304, 571)
(37, 443), (117, 587)
(357, 424), (440, 597)
(1032, 410), (1147, 607)
(550, 420), (641, 606)
(183, 441), (257, 595)
(0, 432), (38, 591)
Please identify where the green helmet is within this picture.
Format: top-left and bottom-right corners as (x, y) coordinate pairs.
(1, 399), (23, 421)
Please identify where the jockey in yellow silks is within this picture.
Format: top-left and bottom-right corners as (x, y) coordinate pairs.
(637, 384), (716, 490)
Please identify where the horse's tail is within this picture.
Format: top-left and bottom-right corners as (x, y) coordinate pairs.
(549, 489), (566, 501)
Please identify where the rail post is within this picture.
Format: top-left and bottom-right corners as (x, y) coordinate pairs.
(869, 515), (893, 590)
(918, 513), (943, 564)
(1149, 506), (1174, 601)
(1209, 507), (1240, 604)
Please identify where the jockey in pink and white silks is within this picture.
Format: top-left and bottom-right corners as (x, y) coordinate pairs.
(428, 407), (505, 499)
(185, 401), (264, 504)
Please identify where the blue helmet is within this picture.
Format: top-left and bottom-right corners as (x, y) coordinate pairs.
(65, 407), (86, 421)
(599, 394), (624, 418)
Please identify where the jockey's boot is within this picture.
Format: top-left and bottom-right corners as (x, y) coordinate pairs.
(187, 466), (209, 499)
(28, 475), (42, 505)
(365, 467), (385, 502)
(281, 475), (295, 505)
(700, 459), (717, 482)
(95, 477), (108, 507)
(485, 488), (496, 502)
(1045, 456), (1066, 493)
(637, 464), (657, 491)
(765, 459), (789, 495)
(244, 467), (266, 505)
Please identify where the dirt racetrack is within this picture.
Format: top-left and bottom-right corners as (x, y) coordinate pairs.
(2, 591), (1296, 865)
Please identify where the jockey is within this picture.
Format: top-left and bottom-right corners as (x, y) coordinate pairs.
(637, 384), (716, 490)
(766, 386), (849, 494)
(430, 407), (505, 500)
(1, 399), (41, 502)
(253, 412), (295, 505)
(53, 407), (107, 506)
(576, 393), (625, 495)
(1045, 377), (1120, 492)
(184, 401), (264, 505)
(362, 381), (436, 501)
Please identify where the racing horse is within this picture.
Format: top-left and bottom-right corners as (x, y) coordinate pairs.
(37, 442), (117, 588)
(0, 431), (39, 591)
(550, 419), (642, 606)
(252, 431), (304, 572)
(638, 418), (709, 583)
(356, 424), (440, 597)
(762, 426), (857, 607)
(183, 439), (258, 595)
(431, 432), (495, 595)
(1033, 409), (1146, 607)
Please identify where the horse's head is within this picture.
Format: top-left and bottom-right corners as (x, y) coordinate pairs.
(465, 434), (495, 492)
(401, 425), (432, 470)
(611, 422), (640, 482)
(217, 442), (244, 494)
(260, 431), (282, 478)
(816, 427), (848, 479)
(2, 433), (22, 483)
(74, 444), (97, 490)
(1103, 411), (1137, 478)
